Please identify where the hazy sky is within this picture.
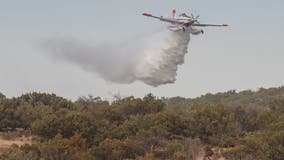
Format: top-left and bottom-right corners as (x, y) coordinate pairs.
(1, 0), (284, 100)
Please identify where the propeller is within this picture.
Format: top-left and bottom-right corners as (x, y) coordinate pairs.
(180, 12), (200, 23)
(190, 13), (200, 24)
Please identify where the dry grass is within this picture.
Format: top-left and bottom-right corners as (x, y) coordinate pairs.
(196, 147), (231, 160)
(0, 131), (32, 155)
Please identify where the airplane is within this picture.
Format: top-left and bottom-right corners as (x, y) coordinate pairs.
(142, 9), (228, 35)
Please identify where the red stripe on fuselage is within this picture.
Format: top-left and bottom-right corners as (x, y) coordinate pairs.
(184, 20), (193, 24)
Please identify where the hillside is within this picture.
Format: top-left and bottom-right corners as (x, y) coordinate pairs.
(0, 87), (283, 160)
(164, 86), (284, 108)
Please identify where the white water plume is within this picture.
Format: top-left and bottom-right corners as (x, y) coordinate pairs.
(43, 29), (190, 86)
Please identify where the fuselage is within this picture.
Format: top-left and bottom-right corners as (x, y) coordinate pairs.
(165, 15), (203, 34)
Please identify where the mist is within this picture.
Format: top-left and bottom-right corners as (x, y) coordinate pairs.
(43, 29), (190, 86)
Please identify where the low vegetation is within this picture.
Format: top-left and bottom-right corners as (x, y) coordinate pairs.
(0, 87), (283, 160)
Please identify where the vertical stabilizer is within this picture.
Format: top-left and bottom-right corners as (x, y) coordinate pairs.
(172, 9), (176, 19)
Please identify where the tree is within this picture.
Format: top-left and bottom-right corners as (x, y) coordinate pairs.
(0, 92), (5, 100)
(188, 104), (240, 146)
(237, 131), (284, 160)
(32, 109), (96, 140)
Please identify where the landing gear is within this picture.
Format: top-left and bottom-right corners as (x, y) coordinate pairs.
(182, 27), (185, 31)
(201, 30), (204, 34)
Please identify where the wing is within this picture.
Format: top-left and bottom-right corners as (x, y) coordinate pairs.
(192, 23), (229, 27)
(142, 13), (184, 24)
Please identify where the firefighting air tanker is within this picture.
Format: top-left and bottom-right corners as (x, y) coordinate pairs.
(142, 9), (229, 34)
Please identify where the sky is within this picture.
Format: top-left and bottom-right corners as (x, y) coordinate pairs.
(0, 0), (284, 100)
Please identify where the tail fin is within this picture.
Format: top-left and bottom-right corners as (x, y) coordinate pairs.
(172, 9), (176, 19)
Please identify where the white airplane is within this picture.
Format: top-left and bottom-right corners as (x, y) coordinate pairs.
(142, 9), (228, 35)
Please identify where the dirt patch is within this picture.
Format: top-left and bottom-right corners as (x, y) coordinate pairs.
(0, 132), (32, 155)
